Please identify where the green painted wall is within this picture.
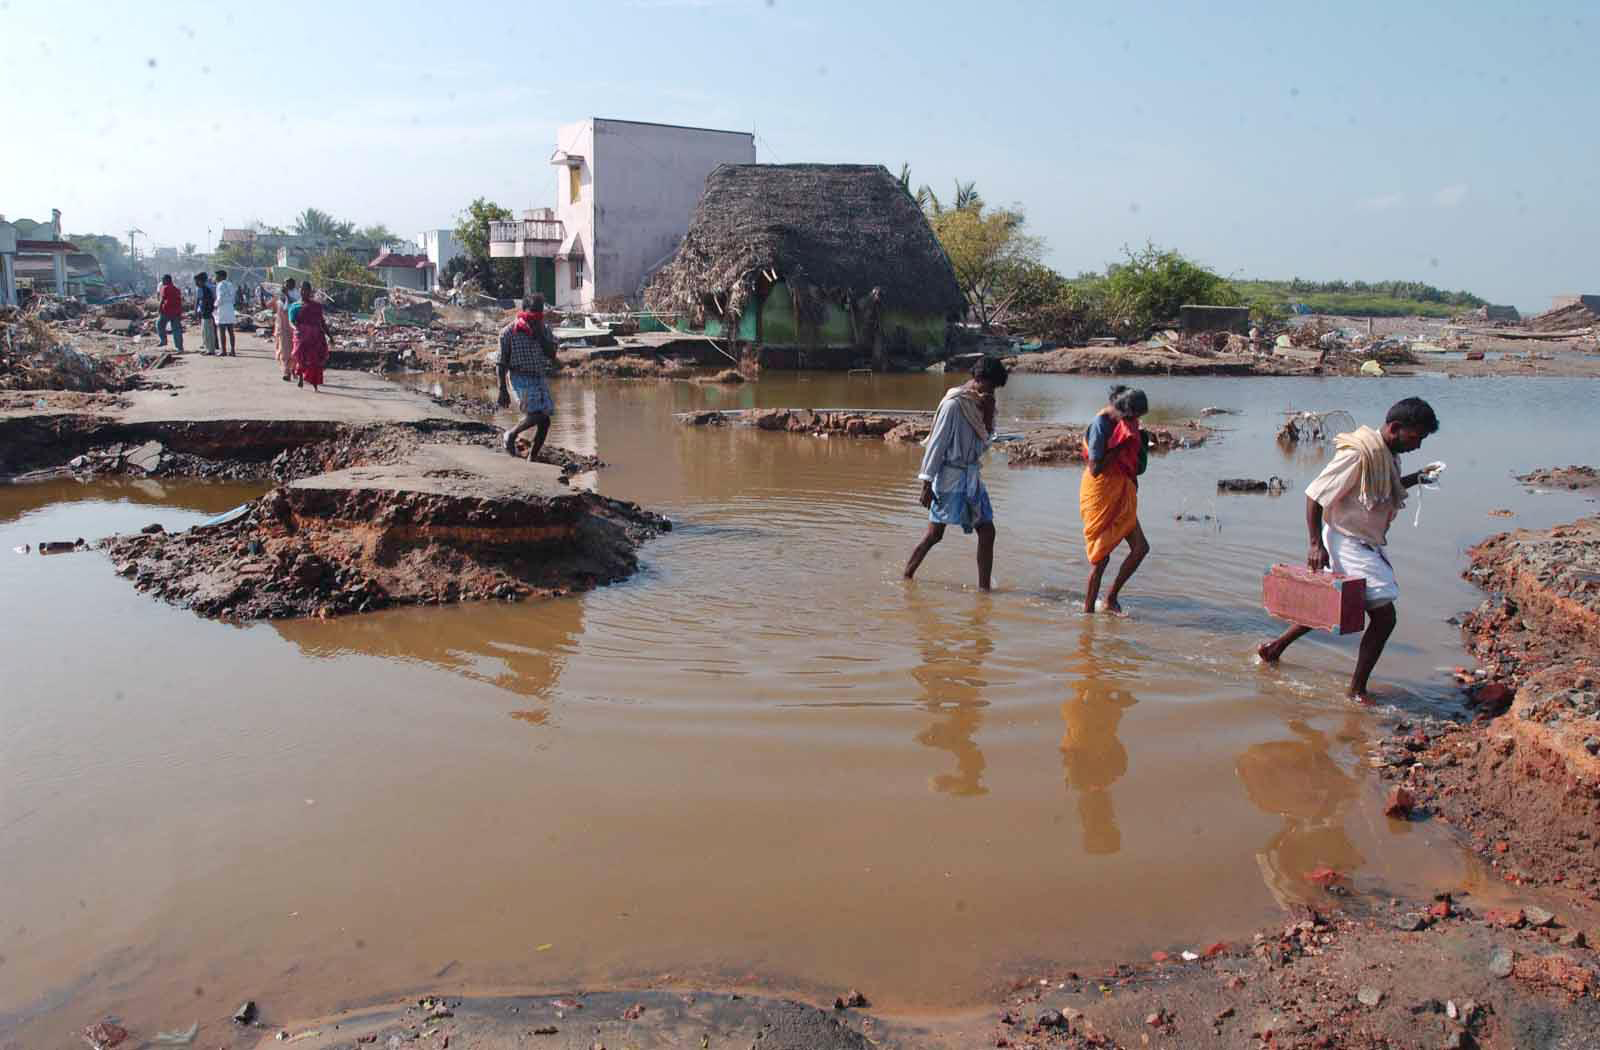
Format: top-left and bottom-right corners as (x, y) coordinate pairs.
(756, 281), (943, 352)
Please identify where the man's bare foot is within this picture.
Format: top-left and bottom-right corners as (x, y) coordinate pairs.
(502, 430), (517, 456)
(1348, 689), (1376, 706)
(1096, 598), (1126, 617)
(1257, 642), (1280, 664)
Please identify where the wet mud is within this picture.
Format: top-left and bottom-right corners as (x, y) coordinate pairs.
(100, 444), (666, 621)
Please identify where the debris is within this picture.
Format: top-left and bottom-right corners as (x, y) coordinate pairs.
(39, 538), (86, 554)
(833, 989), (869, 1010)
(1384, 786), (1416, 818)
(150, 1022), (199, 1045)
(1360, 359), (1385, 376)
(82, 1021), (129, 1050)
(1393, 914), (1427, 932)
(1218, 476), (1288, 493)
(1356, 987), (1384, 1007)
(1488, 948), (1515, 978)
(622, 1003), (645, 1021)
(233, 1001), (257, 1025)
(1524, 906), (1555, 928)
(533, 1027), (558, 1036)
(1036, 1009), (1066, 1029)
(1276, 409), (1356, 446)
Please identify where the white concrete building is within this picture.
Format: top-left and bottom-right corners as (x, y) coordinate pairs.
(491, 118), (755, 311)
(416, 229), (461, 291)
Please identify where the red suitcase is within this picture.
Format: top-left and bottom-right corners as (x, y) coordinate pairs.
(1262, 564), (1367, 634)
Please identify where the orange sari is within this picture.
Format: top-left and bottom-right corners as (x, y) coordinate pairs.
(1079, 416), (1141, 563)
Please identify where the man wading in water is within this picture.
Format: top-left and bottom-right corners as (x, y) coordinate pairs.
(1257, 397), (1443, 703)
(903, 357), (1008, 591)
(497, 294), (559, 462)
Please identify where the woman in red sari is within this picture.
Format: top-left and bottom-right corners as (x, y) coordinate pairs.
(288, 280), (332, 391)
(1079, 385), (1152, 614)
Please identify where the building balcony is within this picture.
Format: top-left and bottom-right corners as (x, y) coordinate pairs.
(489, 218), (565, 259)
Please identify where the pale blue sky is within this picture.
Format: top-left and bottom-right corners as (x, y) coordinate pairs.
(5, 0), (1594, 310)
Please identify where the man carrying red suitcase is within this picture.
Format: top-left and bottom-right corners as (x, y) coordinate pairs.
(1257, 398), (1442, 703)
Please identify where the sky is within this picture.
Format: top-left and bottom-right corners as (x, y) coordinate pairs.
(5, 0), (1595, 311)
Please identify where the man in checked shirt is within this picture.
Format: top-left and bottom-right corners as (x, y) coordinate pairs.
(496, 294), (560, 461)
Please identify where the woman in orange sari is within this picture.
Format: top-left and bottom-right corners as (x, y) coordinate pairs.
(272, 278), (297, 381)
(1079, 385), (1151, 614)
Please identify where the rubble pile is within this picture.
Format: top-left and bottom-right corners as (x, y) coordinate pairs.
(1003, 423), (1208, 466)
(0, 305), (146, 392)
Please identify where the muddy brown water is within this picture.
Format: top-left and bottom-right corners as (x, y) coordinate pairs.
(4, 372), (1598, 1042)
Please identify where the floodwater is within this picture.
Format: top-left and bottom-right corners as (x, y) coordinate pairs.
(5, 372), (1599, 1041)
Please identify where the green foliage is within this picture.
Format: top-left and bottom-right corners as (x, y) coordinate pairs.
(66, 232), (145, 286)
(213, 239), (276, 270)
(452, 197), (522, 299)
(356, 223), (396, 245)
(1099, 244), (1241, 336)
(293, 207), (356, 240)
(1233, 278), (1486, 318)
(929, 203), (1043, 327)
(310, 251), (380, 312)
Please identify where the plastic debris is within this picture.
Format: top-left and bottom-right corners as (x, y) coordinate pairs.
(1360, 359), (1384, 376)
(151, 1022), (198, 1045)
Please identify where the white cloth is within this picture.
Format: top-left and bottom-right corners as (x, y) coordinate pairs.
(918, 388), (990, 497)
(214, 280), (237, 324)
(1323, 524), (1398, 608)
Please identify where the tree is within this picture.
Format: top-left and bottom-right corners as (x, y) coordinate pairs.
(292, 207), (355, 240)
(181, 242), (198, 257)
(929, 204), (1043, 328)
(310, 251), (381, 312)
(1100, 243), (1241, 335)
(357, 223), (397, 246)
(452, 197), (522, 299)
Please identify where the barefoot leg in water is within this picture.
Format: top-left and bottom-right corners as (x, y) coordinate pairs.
(1348, 602), (1397, 701)
(1258, 623), (1313, 663)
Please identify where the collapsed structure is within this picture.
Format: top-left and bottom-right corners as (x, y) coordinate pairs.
(644, 163), (965, 369)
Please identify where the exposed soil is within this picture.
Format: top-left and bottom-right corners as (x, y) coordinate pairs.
(1008, 347), (1279, 377)
(99, 447), (666, 621)
(1517, 466), (1600, 491)
(1002, 422), (1210, 466)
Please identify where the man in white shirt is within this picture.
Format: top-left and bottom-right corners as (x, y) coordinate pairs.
(213, 269), (238, 356)
(1257, 397), (1441, 703)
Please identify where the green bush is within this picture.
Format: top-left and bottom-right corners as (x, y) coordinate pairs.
(310, 251), (382, 312)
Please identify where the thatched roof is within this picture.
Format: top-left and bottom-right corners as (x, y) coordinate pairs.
(644, 163), (963, 324)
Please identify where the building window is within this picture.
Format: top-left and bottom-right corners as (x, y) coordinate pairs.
(571, 258), (584, 290)
(569, 164), (581, 204)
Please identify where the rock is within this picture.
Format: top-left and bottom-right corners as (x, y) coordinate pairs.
(1215, 1006), (1235, 1022)
(1524, 906), (1555, 928)
(141, 523), (165, 535)
(234, 1000), (258, 1024)
(1385, 785), (1416, 818)
(126, 440), (165, 473)
(1150, 950), (1170, 962)
(1357, 986), (1385, 1007)
(1144, 1009), (1169, 1027)
(1036, 1009), (1066, 1029)
(1394, 914), (1427, 932)
(1203, 941), (1229, 958)
(1489, 948), (1515, 978)
(833, 989), (868, 1010)
(1429, 900), (1453, 920)
(1557, 929), (1586, 948)
(1585, 737), (1600, 755)
(1484, 908), (1524, 928)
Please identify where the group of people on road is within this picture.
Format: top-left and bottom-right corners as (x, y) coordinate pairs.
(904, 356), (1442, 705)
(153, 271), (331, 391)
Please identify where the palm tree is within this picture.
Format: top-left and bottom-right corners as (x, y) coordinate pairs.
(292, 207), (354, 240)
(953, 180), (983, 212)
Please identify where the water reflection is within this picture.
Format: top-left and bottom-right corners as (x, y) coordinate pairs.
(1059, 621), (1137, 855)
(1235, 719), (1364, 907)
(909, 592), (992, 797)
(271, 596), (584, 706)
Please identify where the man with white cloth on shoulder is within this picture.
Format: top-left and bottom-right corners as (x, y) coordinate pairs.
(1257, 397), (1443, 704)
(903, 356), (1009, 592)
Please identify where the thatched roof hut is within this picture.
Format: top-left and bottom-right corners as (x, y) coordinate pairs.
(643, 163), (963, 330)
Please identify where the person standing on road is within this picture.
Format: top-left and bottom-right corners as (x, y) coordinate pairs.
(496, 294), (560, 462)
(194, 271), (219, 354)
(902, 356), (1008, 592)
(287, 280), (331, 391)
(1080, 385), (1153, 615)
(156, 274), (185, 352)
(213, 269), (238, 356)
(272, 278), (298, 381)
(1257, 397), (1443, 703)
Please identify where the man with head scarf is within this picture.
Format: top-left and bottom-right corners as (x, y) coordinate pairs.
(496, 294), (560, 462)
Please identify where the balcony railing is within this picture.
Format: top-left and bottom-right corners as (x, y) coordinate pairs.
(488, 219), (564, 244)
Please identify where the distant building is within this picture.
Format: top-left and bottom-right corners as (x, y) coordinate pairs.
(416, 230), (462, 292)
(491, 117), (756, 310)
(368, 251), (433, 292)
(1551, 294), (1600, 312)
(0, 208), (103, 299)
(645, 163), (964, 368)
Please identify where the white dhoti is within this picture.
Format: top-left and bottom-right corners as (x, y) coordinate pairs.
(1323, 525), (1398, 607)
